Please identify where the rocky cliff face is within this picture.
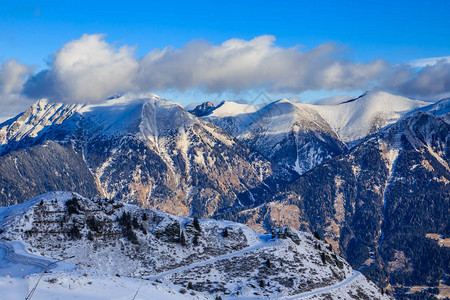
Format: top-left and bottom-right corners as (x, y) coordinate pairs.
(221, 109), (450, 297)
(196, 91), (427, 179)
(0, 94), (272, 217)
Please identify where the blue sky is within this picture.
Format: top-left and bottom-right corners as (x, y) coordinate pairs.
(1, 0), (450, 120)
(2, 0), (449, 64)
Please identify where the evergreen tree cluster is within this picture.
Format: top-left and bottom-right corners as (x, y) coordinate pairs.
(117, 212), (138, 244)
(68, 224), (81, 240)
(86, 216), (101, 232)
(193, 217), (201, 232)
(65, 197), (82, 215)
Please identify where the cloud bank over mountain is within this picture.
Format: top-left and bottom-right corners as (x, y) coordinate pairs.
(384, 59), (450, 99)
(0, 59), (35, 120)
(22, 34), (388, 102)
(0, 33), (449, 121)
(22, 34), (138, 103)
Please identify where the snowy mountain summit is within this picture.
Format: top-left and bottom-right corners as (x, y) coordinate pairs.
(306, 91), (429, 144)
(0, 192), (390, 299)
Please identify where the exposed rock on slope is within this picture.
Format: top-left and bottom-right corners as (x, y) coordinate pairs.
(196, 91), (427, 178)
(0, 141), (100, 206)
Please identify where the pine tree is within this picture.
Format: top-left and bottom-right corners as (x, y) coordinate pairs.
(180, 231), (186, 246)
(321, 252), (326, 264)
(193, 234), (199, 246)
(66, 198), (81, 215)
(187, 282), (194, 290)
(222, 227), (229, 237)
(132, 217), (139, 229)
(69, 224), (81, 240)
(193, 217), (201, 232)
(314, 231), (321, 240)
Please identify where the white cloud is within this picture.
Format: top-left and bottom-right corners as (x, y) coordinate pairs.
(137, 36), (388, 93)
(0, 33), (445, 115)
(0, 59), (34, 122)
(23, 34), (388, 102)
(409, 56), (450, 68)
(383, 59), (450, 99)
(24, 34), (138, 102)
(0, 59), (31, 94)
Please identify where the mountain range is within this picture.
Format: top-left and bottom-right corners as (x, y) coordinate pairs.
(0, 90), (449, 298)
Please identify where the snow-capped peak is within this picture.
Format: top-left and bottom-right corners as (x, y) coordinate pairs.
(0, 99), (82, 153)
(300, 90), (430, 144)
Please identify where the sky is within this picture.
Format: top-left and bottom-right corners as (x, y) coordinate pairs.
(1, 0), (450, 121)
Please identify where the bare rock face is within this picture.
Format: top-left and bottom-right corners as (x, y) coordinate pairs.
(1, 92), (448, 299)
(221, 109), (450, 296)
(0, 94), (272, 217)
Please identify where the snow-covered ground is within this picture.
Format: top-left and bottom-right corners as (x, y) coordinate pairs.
(0, 271), (210, 300)
(0, 238), (381, 300)
(0, 238), (209, 300)
(0, 192), (391, 299)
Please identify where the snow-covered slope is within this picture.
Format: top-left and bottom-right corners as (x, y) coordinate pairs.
(237, 99), (346, 176)
(0, 99), (81, 155)
(0, 192), (390, 299)
(227, 106), (450, 298)
(0, 274), (209, 300)
(300, 91), (429, 145)
(200, 91), (429, 146)
(408, 97), (450, 123)
(202, 100), (262, 136)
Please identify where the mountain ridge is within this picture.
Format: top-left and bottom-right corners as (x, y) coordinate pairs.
(0, 94), (273, 216)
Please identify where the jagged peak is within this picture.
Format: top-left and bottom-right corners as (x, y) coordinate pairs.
(33, 98), (50, 108)
(188, 101), (218, 117)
